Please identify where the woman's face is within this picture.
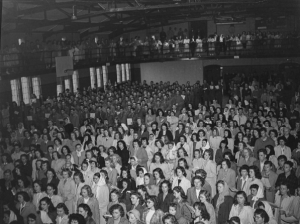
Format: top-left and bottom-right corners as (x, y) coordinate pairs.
(174, 190), (180, 198)
(93, 175), (99, 183)
(144, 175), (150, 185)
(111, 193), (118, 202)
(40, 201), (49, 211)
(179, 149), (184, 157)
(34, 183), (41, 192)
(146, 199), (154, 209)
(217, 183), (224, 193)
(17, 194), (24, 203)
(243, 149), (249, 157)
(122, 170), (128, 178)
(176, 169), (183, 178)
(254, 214), (264, 224)
(280, 185), (288, 195)
(62, 171), (69, 179)
(162, 183), (168, 193)
(154, 172), (160, 179)
(179, 161), (185, 168)
(130, 195), (138, 205)
(199, 194), (206, 203)
(74, 175), (80, 184)
(204, 152), (210, 160)
(18, 179), (24, 187)
(221, 161), (228, 169)
(237, 194), (245, 205)
(194, 207), (202, 218)
(249, 169), (255, 178)
(112, 209), (121, 220)
(81, 189), (88, 198)
(78, 207), (87, 218)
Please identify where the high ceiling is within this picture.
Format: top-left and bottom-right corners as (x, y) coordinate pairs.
(1, 0), (299, 39)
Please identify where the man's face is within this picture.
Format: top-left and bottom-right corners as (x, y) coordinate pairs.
(241, 170), (248, 177)
(169, 207), (176, 216)
(264, 164), (271, 173)
(194, 179), (202, 189)
(278, 159), (285, 168)
(284, 164), (292, 173)
(258, 152), (266, 162)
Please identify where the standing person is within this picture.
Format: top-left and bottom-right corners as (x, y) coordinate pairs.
(212, 180), (233, 224)
(78, 203), (97, 224)
(130, 139), (149, 169)
(187, 176), (203, 206)
(253, 128), (274, 159)
(229, 191), (254, 224)
(73, 172), (85, 208)
(217, 159), (236, 197)
(173, 186), (192, 223)
(157, 180), (175, 213)
(77, 185), (100, 224)
(92, 171), (109, 224)
(193, 202), (211, 224)
(236, 165), (251, 196)
(57, 169), (76, 213)
(107, 204), (129, 224)
(32, 181), (47, 211)
(36, 197), (57, 224)
(16, 191), (37, 224)
(202, 150), (217, 197)
(172, 167), (191, 194)
(56, 203), (69, 224)
(199, 190), (216, 224)
(141, 195), (164, 224)
(275, 161), (298, 195)
(261, 161), (278, 203)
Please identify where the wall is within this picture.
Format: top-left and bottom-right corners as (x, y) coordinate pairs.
(207, 18), (255, 36)
(140, 60), (203, 84)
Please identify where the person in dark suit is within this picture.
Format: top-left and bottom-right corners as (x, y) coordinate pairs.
(157, 180), (175, 213)
(187, 176), (203, 206)
(212, 180), (233, 224)
(129, 192), (145, 219)
(236, 165), (251, 195)
(41, 169), (59, 191)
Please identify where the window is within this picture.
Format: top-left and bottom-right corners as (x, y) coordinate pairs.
(64, 78), (71, 91)
(121, 64), (126, 82)
(72, 70), (79, 92)
(90, 67), (96, 88)
(96, 67), (102, 87)
(126, 63), (131, 81)
(102, 65), (107, 88)
(57, 85), (63, 96)
(116, 64), (121, 83)
(32, 77), (41, 98)
(21, 77), (31, 104)
(10, 79), (21, 105)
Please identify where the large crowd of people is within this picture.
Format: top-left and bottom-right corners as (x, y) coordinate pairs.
(1, 29), (299, 73)
(1, 72), (300, 224)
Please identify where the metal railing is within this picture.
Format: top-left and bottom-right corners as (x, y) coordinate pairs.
(0, 38), (299, 75)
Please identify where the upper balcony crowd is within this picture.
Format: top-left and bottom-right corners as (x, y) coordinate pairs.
(0, 29), (299, 75)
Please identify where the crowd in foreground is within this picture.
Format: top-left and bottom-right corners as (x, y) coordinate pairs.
(1, 75), (300, 224)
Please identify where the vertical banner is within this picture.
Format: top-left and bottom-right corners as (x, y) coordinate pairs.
(32, 77), (41, 98)
(64, 78), (71, 91)
(121, 64), (126, 82)
(125, 63), (131, 81)
(21, 77), (31, 104)
(90, 67), (96, 88)
(10, 79), (21, 105)
(102, 65), (107, 90)
(72, 70), (79, 93)
(57, 85), (63, 96)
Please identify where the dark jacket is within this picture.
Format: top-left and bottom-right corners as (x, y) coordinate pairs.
(157, 192), (175, 213)
(212, 194), (233, 224)
(41, 177), (59, 191)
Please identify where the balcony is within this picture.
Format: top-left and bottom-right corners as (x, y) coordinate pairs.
(1, 37), (299, 79)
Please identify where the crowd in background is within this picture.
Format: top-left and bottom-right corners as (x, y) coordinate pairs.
(1, 70), (300, 224)
(0, 28), (299, 72)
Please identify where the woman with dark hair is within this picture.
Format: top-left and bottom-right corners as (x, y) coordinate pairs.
(92, 171), (109, 224)
(223, 129), (234, 152)
(248, 166), (264, 199)
(177, 158), (192, 181)
(107, 204), (129, 224)
(175, 147), (192, 169)
(202, 150), (217, 197)
(158, 123), (174, 142)
(0, 153), (14, 172)
(118, 167), (136, 190)
(16, 176), (34, 201)
(157, 180), (175, 213)
(68, 213), (86, 224)
(41, 168), (59, 191)
(142, 195), (164, 224)
(51, 151), (65, 178)
(144, 173), (159, 196)
(103, 158), (118, 187)
(172, 167), (191, 194)
(149, 152), (171, 180)
(78, 203), (96, 224)
(229, 191), (254, 224)
(137, 185), (149, 206)
(265, 145), (278, 168)
(16, 191), (36, 224)
(146, 108), (156, 128)
(193, 202), (210, 224)
(217, 159), (236, 197)
(162, 214), (179, 224)
(77, 185), (100, 224)
(215, 140), (231, 166)
(130, 192), (145, 217)
(173, 186), (192, 223)
(73, 172), (85, 207)
(153, 168), (165, 186)
(57, 169), (76, 213)
(107, 189), (127, 215)
(199, 190), (216, 224)
(36, 197), (56, 224)
(212, 180), (233, 224)
(31, 149), (48, 181)
(189, 133), (201, 158)
(32, 180), (47, 211)
(116, 140), (130, 167)
(253, 208), (269, 224)
(56, 203), (69, 224)
(130, 139), (148, 169)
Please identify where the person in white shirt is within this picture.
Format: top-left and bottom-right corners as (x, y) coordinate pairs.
(229, 191), (254, 224)
(233, 108), (247, 126)
(274, 137), (291, 160)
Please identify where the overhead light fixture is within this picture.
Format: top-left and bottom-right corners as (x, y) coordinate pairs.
(71, 5), (77, 20)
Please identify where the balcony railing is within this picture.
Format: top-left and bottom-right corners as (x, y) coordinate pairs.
(0, 38), (299, 76)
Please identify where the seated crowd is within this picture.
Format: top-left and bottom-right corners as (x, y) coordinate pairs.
(1, 75), (300, 224)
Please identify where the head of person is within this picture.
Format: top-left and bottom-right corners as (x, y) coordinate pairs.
(146, 195), (158, 209)
(78, 203), (92, 218)
(56, 203), (69, 217)
(250, 184), (259, 196)
(279, 182), (291, 196)
(193, 202), (210, 220)
(233, 191), (249, 206)
(249, 166), (262, 179)
(228, 217), (241, 224)
(192, 176), (204, 190)
(277, 155), (287, 168)
(68, 214), (86, 224)
(239, 165), (249, 178)
(199, 190), (211, 203)
(39, 197), (55, 213)
(80, 185), (93, 198)
(130, 192), (142, 206)
(109, 204), (125, 220)
(168, 204), (178, 217)
(254, 209), (269, 224)
(284, 161), (293, 174)
(173, 186), (187, 200)
(128, 209), (141, 224)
